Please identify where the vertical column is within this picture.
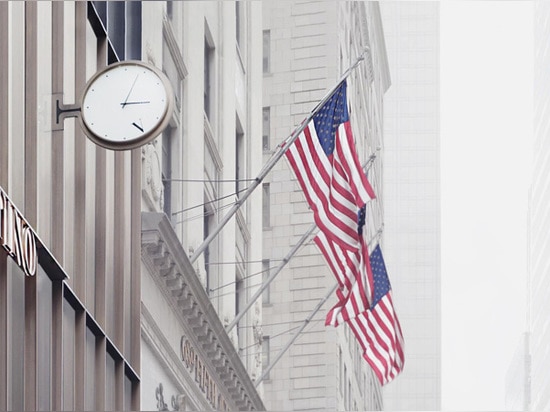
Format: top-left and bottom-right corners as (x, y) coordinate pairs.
(51, 5), (64, 409)
(130, 148), (141, 411)
(74, 1), (87, 300)
(51, 2), (64, 263)
(51, 281), (63, 410)
(24, 2), (38, 410)
(74, 310), (86, 411)
(0, 3), (9, 408)
(93, 32), (108, 412)
(113, 150), (126, 411)
(114, 152), (125, 349)
(94, 38), (107, 329)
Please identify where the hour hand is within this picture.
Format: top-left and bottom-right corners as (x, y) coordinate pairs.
(132, 122), (144, 132)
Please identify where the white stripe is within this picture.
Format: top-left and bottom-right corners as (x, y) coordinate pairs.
(287, 138), (358, 248)
(335, 123), (374, 203)
(301, 127), (358, 227)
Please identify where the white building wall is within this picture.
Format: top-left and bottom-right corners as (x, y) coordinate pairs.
(379, 3), (442, 410)
(140, 1), (264, 409)
(530, 2), (550, 410)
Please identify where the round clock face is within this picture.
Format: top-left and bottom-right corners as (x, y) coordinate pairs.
(80, 61), (174, 150)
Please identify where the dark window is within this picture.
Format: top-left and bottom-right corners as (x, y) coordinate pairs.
(204, 38), (214, 119)
(88, 1), (142, 64)
(262, 107), (270, 151)
(162, 129), (172, 220)
(203, 207), (213, 294)
(262, 183), (270, 229)
(262, 336), (270, 380)
(262, 259), (270, 304)
(235, 2), (242, 48)
(262, 30), (270, 73)
(236, 126), (244, 196)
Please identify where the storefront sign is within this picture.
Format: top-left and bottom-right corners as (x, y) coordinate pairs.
(180, 337), (229, 411)
(0, 187), (37, 277)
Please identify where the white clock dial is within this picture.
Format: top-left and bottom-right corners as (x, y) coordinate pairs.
(80, 61), (174, 150)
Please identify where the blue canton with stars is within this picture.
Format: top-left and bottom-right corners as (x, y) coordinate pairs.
(357, 205), (366, 236)
(313, 82), (350, 155)
(370, 245), (391, 308)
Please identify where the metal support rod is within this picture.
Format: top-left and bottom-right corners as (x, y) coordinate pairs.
(226, 223), (318, 332)
(225, 153), (378, 333)
(254, 283), (338, 387)
(189, 48), (370, 265)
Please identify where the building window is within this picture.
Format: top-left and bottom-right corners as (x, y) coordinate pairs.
(166, 1), (173, 20)
(162, 128), (172, 220)
(204, 34), (215, 120)
(262, 336), (270, 380)
(203, 206), (215, 294)
(88, 1), (142, 64)
(262, 183), (270, 229)
(236, 123), (245, 197)
(235, 276), (244, 351)
(262, 30), (270, 73)
(262, 107), (270, 151)
(236, 2), (243, 50)
(262, 259), (270, 304)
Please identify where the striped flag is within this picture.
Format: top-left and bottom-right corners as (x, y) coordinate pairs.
(314, 226), (373, 326)
(284, 81), (375, 252)
(347, 245), (405, 385)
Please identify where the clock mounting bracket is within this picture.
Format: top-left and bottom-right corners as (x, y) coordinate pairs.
(52, 93), (81, 132)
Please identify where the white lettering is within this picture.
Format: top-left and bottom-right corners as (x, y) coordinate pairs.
(0, 188), (38, 277)
(180, 337), (229, 411)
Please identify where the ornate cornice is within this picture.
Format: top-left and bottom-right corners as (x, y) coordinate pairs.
(141, 212), (265, 412)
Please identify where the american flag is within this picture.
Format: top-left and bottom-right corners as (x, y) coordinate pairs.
(284, 81), (375, 252)
(346, 245), (405, 385)
(314, 205), (374, 326)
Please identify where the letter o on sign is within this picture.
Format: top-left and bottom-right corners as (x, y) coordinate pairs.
(22, 227), (37, 277)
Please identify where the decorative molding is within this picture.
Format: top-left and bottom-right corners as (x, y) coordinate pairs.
(236, 208), (251, 243)
(163, 18), (188, 80)
(142, 141), (164, 212)
(204, 114), (223, 172)
(141, 304), (206, 411)
(141, 212), (265, 411)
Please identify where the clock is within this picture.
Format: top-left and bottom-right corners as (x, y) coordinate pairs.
(79, 60), (174, 150)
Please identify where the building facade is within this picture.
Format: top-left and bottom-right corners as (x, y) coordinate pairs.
(139, 1), (265, 410)
(530, 1), (550, 410)
(0, 1), (264, 410)
(261, 2), (389, 410)
(505, 333), (530, 411)
(379, 3), (442, 410)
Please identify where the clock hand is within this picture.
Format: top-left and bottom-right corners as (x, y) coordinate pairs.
(132, 122), (144, 132)
(121, 74), (140, 108)
(119, 101), (151, 106)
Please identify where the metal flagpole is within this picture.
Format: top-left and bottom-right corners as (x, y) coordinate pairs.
(253, 229), (383, 387)
(226, 154), (378, 333)
(254, 283), (338, 387)
(189, 47), (371, 265)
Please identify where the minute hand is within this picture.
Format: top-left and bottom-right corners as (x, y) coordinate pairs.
(120, 101), (150, 106)
(121, 74), (139, 108)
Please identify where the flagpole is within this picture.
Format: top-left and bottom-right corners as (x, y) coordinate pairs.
(254, 283), (338, 387)
(225, 153), (378, 333)
(189, 48), (371, 265)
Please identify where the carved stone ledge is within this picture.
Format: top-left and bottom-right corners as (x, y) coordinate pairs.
(142, 213), (265, 412)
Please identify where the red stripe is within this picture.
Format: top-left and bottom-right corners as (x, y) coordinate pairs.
(288, 131), (360, 249)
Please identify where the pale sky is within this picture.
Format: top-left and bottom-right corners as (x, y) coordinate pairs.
(440, 1), (533, 410)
